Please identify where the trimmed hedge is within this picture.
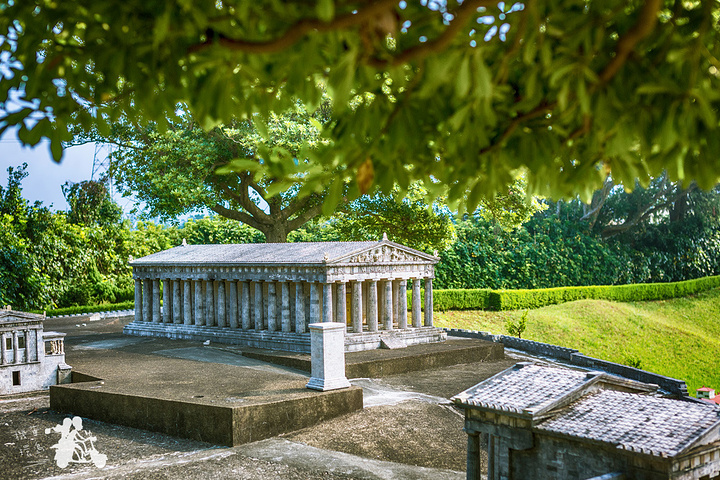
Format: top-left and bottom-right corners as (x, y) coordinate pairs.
(31, 300), (136, 317)
(432, 289), (492, 311)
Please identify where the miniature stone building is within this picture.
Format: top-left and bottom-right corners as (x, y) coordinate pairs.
(124, 238), (446, 352)
(453, 363), (720, 480)
(0, 308), (71, 394)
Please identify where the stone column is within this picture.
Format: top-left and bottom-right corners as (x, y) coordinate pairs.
(204, 280), (215, 326)
(467, 432), (481, 480)
(295, 281), (306, 333)
(412, 278), (422, 328)
(322, 283), (333, 322)
(172, 279), (182, 324)
(134, 279), (143, 322)
(217, 280), (226, 327)
(227, 281), (238, 328)
(143, 279), (152, 324)
(266, 282), (277, 331)
(351, 281), (362, 333)
(280, 281), (291, 333)
(163, 279), (172, 323)
(398, 279), (408, 329)
(152, 279), (161, 323)
(309, 282), (320, 323)
(424, 278), (433, 327)
(367, 280), (378, 332)
(392, 280), (400, 325)
(0, 333), (6, 365)
(241, 281), (251, 329)
(383, 280), (393, 330)
(183, 280), (192, 325)
(336, 282), (347, 326)
(194, 280), (205, 326)
(255, 281), (264, 331)
(24, 329), (30, 362)
(306, 323), (351, 391)
(12, 330), (19, 363)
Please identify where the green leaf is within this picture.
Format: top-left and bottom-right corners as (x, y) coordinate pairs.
(455, 55), (471, 98)
(323, 179), (343, 216)
(316, 0), (334, 22)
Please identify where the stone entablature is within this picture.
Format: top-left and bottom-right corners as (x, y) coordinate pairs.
(125, 239), (443, 352)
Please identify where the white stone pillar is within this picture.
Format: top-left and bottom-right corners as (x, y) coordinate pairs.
(217, 280), (226, 327)
(12, 330), (19, 364)
(227, 281), (238, 328)
(412, 278), (422, 328)
(322, 283), (333, 322)
(424, 277), (433, 327)
(172, 279), (182, 324)
(241, 281), (251, 329)
(255, 281), (264, 331)
(163, 279), (172, 323)
(367, 280), (378, 332)
(336, 282), (347, 326)
(306, 323), (351, 391)
(0, 333), (6, 365)
(398, 279), (408, 329)
(310, 282), (320, 323)
(134, 279), (143, 322)
(280, 281), (291, 332)
(194, 281), (205, 326)
(267, 282), (277, 331)
(183, 280), (192, 325)
(295, 281), (306, 333)
(152, 279), (161, 323)
(143, 279), (152, 324)
(205, 280), (215, 326)
(24, 329), (30, 362)
(383, 280), (393, 330)
(351, 281), (363, 333)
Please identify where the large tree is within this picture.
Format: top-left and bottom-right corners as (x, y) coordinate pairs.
(2, 1), (720, 207)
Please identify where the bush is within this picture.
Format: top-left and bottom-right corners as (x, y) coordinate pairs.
(433, 289), (492, 311)
(33, 300), (136, 317)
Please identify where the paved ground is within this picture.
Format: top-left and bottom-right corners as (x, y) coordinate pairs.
(0, 315), (518, 479)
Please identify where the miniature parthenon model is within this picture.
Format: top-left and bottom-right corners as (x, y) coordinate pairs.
(124, 238), (446, 352)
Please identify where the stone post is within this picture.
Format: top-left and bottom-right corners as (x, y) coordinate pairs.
(412, 278), (422, 328)
(367, 280), (378, 332)
(424, 278), (433, 327)
(322, 283), (333, 322)
(183, 280), (192, 325)
(134, 279), (143, 322)
(163, 279), (172, 323)
(280, 281), (291, 333)
(0, 333), (6, 365)
(351, 281), (363, 333)
(255, 281), (264, 331)
(205, 280), (215, 326)
(172, 279), (182, 324)
(306, 322), (351, 391)
(267, 282), (277, 331)
(295, 281), (306, 333)
(336, 282), (347, 326)
(152, 279), (161, 323)
(467, 432), (481, 480)
(241, 281), (251, 330)
(398, 279), (408, 329)
(383, 280), (393, 330)
(143, 279), (152, 324)
(194, 280), (205, 326)
(217, 280), (226, 327)
(227, 281), (238, 328)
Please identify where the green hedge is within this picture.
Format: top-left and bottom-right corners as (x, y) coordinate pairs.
(487, 275), (720, 311)
(31, 300), (136, 317)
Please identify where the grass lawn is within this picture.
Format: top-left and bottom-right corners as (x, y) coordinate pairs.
(434, 287), (720, 396)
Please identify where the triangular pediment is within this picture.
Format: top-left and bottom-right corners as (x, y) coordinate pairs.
(330, 241), (438, 265)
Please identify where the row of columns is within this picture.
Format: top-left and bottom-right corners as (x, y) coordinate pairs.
(0, 329), (35, 364)
(134, 277), (434, 334)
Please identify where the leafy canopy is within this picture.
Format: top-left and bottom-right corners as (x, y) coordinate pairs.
(2, 0), (720, 206)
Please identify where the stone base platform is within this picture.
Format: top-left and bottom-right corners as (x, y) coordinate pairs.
(123, 321), (447, 353)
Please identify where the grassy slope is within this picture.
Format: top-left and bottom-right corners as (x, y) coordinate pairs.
(434, 288), (720, 395)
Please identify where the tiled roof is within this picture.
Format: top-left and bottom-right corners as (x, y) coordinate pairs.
(130, 240), (436, 266)
(452, 363), (595, 415)
(537, 389), (720, 457)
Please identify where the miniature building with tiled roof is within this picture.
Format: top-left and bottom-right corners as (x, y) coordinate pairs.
(698, 386), (720, 405)
(452, 363), (720, 480)
(124, 239), (445, 352)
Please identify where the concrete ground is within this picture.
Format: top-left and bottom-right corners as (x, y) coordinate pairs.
(0, 315), (518, 479)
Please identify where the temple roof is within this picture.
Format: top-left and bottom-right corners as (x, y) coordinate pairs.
(0, 309), (45, 325)
(130, 240), (438, 267)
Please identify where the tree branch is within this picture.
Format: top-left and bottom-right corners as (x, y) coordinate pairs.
(210, 203), (264, 231)
(287, 202), (325, 231)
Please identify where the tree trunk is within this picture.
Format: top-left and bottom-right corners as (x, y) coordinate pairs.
(262, 224), (289, 243)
